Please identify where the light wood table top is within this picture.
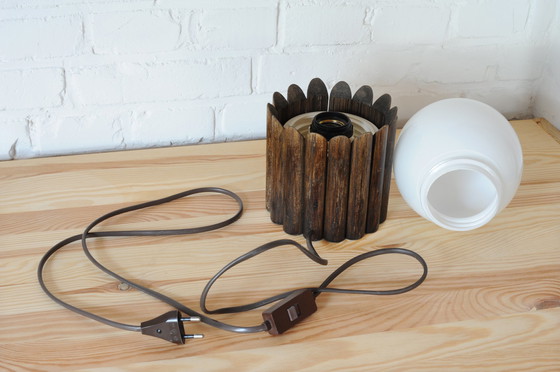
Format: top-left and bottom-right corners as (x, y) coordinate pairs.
(1, 119), (559, 371)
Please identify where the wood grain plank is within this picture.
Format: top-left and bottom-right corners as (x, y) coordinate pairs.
(78, 309), (560, 372)
(0, 119), (559, 371)
(535, 117), (560, 143)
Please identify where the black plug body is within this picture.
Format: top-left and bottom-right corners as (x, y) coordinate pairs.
(141, 310), (203, 344)
(262, 289), (317, 335)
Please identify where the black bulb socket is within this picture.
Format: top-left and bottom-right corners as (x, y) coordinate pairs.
(310, 111), (353, 141)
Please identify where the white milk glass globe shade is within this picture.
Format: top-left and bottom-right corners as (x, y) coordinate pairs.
(393, 98), (523, 231)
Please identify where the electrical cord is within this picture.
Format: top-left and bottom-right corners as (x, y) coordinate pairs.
(38, 187), (268, 334)
(200, 244), (427, 315)
(37, 187), (428, 343)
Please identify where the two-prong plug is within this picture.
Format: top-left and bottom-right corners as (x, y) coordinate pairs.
(141, 310), (204, 344)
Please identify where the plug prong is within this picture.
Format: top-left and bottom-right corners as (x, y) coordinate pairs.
(184, 334), (204, 339)
(181, 316), (201, 322)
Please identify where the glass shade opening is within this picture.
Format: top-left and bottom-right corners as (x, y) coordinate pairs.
(422, 163), (501, 231)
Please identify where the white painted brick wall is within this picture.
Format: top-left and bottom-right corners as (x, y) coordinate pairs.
(0, 118), (32, 159)
(283, 5), (369, 46)
(122, 106), (215, 148)
(454, 0), (530, 39)
(195, 7), (277, 49)
(0, 15), (83, 60)
(92, 10), (183, 54)
(216, 97), (270, 141)
(121, 59), (252, 102)
(0, 0), (558, 160)
(68, 65), (125, 106)
(371, 6), (451, 45)
(256, 47), (417, 93)
(30, 113), (126, 157)
(0, 68), (64, 109)
(534, 3), (560, 126)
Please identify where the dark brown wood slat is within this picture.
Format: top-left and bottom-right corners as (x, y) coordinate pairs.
(330, 97), (353, 114)
(346, 132), (373, 240)
(348, 100), (365, 119)
(307, 78), (329, 112)
(268, 102), (280, 119)
(372, 94), (391, 127)
(286, 84), (307, 121)
(380, 106), (398, 223)
(303, 133), (328, 241)
(352, 85), (373, 105)
(287, 83), (306, 103)
(366, 126), (388, 233)
(329, 81), (352, 113)
(373, 93), (391, 113)
(281, 126), (305, 235)
(265, 103), (278, 211)
(348, 85), (374, 118)
(360, 103), (377, 126)
(269, 116), (285, 224)
(371, 109), (385, 130)
(273, 91), (289, 124)
(323, 135), (351, 242)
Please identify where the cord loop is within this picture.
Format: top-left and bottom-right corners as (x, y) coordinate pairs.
(38, 187), (428, 336)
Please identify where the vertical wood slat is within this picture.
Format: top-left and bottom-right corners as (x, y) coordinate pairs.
(329, 81), (352, 113)
(380, 107), (398, 223)
(282, 127), (305, 235)
(360, 104), (377, 128)
(269, 116), (284, 224)
(287, 84), (307, 122)
(373, 93), (391, 112)
(329, 97), (352, 113)
(349, 100), (366, 118)
(346, 132), (373, 240)
(273, 92), (289, 124)
(323, 136), (352, 242)
(266, 103), (278, 211)
(366, 126), (388, 233)
(349, 86), (374, 118)
(303, 133), (327, 241)
(372, 94), (391, 128)
(371, 108), (385, 129)
(352, 85), (374, 105)
(307, 78), (329, 112)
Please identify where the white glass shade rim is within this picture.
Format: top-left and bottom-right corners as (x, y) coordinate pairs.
(419, 159), (503, 231)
